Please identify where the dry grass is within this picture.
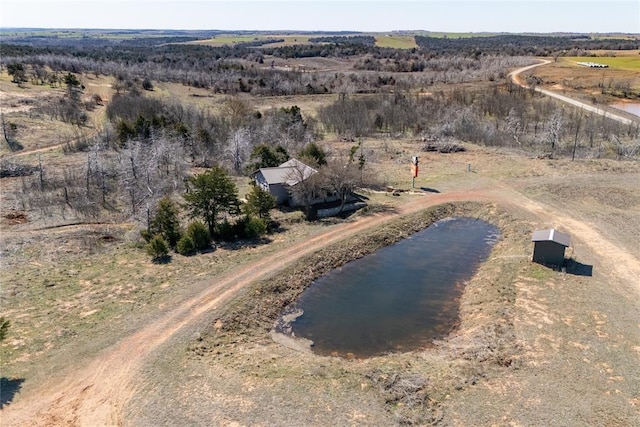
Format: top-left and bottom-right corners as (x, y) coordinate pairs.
(590, 49), (640, 57)
(1, 61), (639, 425)
(0, 70), (113, 155)
(374, 35), (418, 49)
(564, 56), (640, 71)
(528, 57), (640, 97)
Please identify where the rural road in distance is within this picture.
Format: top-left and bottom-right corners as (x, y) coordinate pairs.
(509, 59), (637, 126)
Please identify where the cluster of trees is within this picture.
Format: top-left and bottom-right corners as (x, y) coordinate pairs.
(104, 91), (318, 169)
(235, 38), (285, 48)
(12, 80), (330, 229)
(317, 83), (639, 157)
(17, 134), (187, 221)
(143, 167), (276, 261)
(2, 51), (539, 99)
(1, 33), (557, 98)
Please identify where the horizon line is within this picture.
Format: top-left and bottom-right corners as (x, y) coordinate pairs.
(1, 27), (639, 35)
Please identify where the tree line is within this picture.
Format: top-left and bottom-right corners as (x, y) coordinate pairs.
(414, 34), (639, 57)
(317, 83), (639, 157)
(3, 32), (636, 98)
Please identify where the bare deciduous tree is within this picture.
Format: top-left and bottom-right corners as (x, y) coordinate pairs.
(225, 127), (252, 174)
(322, 159), (360, 213)
(545, 109), (564, 152)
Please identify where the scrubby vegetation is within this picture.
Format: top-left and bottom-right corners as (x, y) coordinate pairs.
(1, 26), (639, 427)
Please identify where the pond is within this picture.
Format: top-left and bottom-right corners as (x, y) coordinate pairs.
(279, 217), (500, 358)
(611, 102), (640, 117)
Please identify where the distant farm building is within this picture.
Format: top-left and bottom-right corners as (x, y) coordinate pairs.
(577, 62), (609, 68)
(531, 229), (571, 267)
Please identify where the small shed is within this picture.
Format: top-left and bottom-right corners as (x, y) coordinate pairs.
(531, 229), (571, 266)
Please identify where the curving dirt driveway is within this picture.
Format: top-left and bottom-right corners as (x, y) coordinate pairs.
(2, 179), (638, 426)
(509, 60), (637, 126)
(0, 190), (477, 426)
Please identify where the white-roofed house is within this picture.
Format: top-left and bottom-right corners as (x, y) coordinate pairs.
(253, 159), (319, 207)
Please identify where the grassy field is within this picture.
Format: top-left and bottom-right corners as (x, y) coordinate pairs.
(190, 34), (325, 47)
(374, 35), (418, 49)
(191, 35), (258, 46)
(564, 55), (640, 71)
(0, 71), (112, 155)
(527, 57), (640, 98)
(192, 32), (501, 48)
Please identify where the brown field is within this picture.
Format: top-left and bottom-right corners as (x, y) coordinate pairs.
(1, 61), (639, 426)
(590, 49), (640, 57)
(525, 56), (640, 101)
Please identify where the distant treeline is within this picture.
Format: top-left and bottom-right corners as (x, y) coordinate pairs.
(1, 32), (637, 95)
(235, 38), (285, 48)
(415, 34), (639, 56)
(3, 32), (637, 61)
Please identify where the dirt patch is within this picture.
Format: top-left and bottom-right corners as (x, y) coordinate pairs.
(3, 210), (28, 225)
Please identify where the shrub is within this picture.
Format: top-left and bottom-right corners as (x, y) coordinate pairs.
(243, 184), (276, 220)
(216, 219), (236, 241)
(176, 235), (196, 255)
(140, 229), (153, 243)
(146, 234), (169, 261)
(142, 78), (154, 91)
(186, 220), (211, 250)
(244, 215), (268, 238)
(0, 317), (10, 342)
(150, 197), (182, 249)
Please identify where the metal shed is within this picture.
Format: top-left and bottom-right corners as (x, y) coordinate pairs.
(531, 229), (571, 266)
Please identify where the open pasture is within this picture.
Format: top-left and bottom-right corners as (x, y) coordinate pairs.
(564, 55), (640, 71)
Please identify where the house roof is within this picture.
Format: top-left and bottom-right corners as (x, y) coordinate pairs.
(257, 159), (317, 186)
(531, 229), (571, 247)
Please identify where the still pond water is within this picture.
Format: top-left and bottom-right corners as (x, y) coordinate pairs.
(286, 217), (500, 357)
(611, 102), (640, 117)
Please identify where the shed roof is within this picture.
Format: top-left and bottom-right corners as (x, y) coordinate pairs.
(256, 159), (317, 186)
(531, 229), (571, 247)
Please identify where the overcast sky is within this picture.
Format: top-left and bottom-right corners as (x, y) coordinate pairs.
(1, 1), (638, 33)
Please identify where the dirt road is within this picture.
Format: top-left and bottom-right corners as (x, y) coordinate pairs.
(0, 190), (477, 426)
(3, 174), (638, 426)
(509, 60), (637, 126)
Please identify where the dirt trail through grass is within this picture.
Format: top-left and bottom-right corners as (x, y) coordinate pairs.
(2, 179), (638, 426)
(0, 190), (478, 426)
(494, 182), (640, 296)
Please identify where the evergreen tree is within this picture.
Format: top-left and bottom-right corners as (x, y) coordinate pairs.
(150, 197), (182, 249)
(299, 142), (327, 166)
(146, 234), (169, 261)
(183, 167), (240, 236)
(243, 184), (277, 220)
(0, 317), (10, 342)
